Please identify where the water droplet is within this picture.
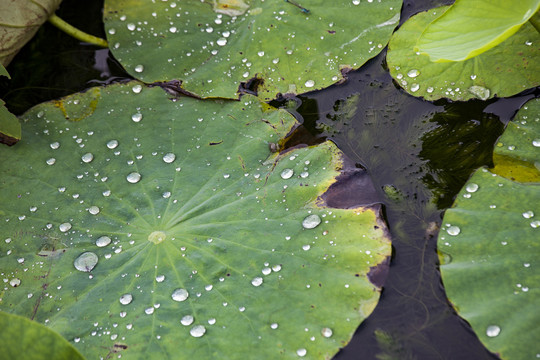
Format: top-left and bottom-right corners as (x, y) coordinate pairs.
(208, 318), (216, 325)
(134, 65), (144, 73)
(88, 206), (100, 215)
(302, 214), (321, 229)
(281, 168), (294, 179)
(297, 348), (307, 357)
(126, 172), (141, 183)
(446, 226), (460, 236)
(50, 142), (60, 149)
(270, 323), (278, 329)
(156, 275), (165, 282)
(217, 38), (227, 46)
(46, 158), (56, 165)
(81, 153), (94, 163)
(468, 86), (490, 100)
(10, 278), (21, 287)
(172, 288), (189, 301)
(321, 327), (333, 337)
(119, 293), (133, 305)
(305, 80), (315, 88)
(74, 252), (98, 272)
(96, 236), (111, 247)
(132, 84), (142, 93)
(262, 267), (271, 275)
(522, 211), (534, 218)
(251, 277), (263, 287)
(407, 69), (420, 78)
(272, 264), (282, 272)
(410, 83), (420, 92)
(131, 113), (142, 122)
(531, 220), (540, 228)
(145, 307), (154, 315)
(466, 183), (478, 193)
(486, 325), (500, 337)
(205, 284), (213, 291)
(59, 222), (72, 232)
(181, 315), (194, 326)
(302, 244), (311, 251)
(190, 325), (206, 338)
(107, 139), (119, 149)
(163, 153), (176, 163)
(532, 139), (540, 147)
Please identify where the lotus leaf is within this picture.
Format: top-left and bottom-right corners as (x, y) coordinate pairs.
(0, 65), (21, 145)
(0, 311), (84, 360)
(386, 6), (540, 101)
(103, 0), (401, 100)
(416, 0), (540, 62)
(0, 0), (63, 66)
(0, 82), (391, 359)
(438, 98), (540, 359)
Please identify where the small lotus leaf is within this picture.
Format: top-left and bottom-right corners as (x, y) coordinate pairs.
(438, 98), (540, 359)
(103, 0), (401, 100)
(387, 6), (540, 101)
(0, 311), (84, 360)
(0, 83), (391, 359)
(416, 0), (540, 62)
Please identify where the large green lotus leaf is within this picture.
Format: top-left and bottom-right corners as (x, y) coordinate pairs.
(103, 0), (401, 100)
(438, 98), (540, 359)
(0, 311), (84, 360)
(0, 0), (63, 66)
(386, 6), (540, 101)
(0, 83), (391, 359)
(416, 0), (540, 62)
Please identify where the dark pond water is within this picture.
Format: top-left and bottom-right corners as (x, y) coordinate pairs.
(1, 0), (538, 359)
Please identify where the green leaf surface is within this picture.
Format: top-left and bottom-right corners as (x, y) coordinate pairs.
(438, 98), (540, 360)
(386, 6), (540, 101)
(1, 63), (9, 78)
(0, 98), (21, 146)
(0, 82), (391, 359)
(0, 311), (84, 360)
(103, 0), (401, 100)
(416, 0), (540, 62)
(0, 0), (63, 66)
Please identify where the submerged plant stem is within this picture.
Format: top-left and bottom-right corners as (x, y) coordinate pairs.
(48, 14), (108, 48)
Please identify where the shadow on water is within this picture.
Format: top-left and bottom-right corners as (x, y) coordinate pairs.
(1, 0), (538, 359)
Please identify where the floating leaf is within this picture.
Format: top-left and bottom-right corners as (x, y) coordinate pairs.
(0, 0), (62, 66)
(103, 0), (401, 100)
(0, 64), (21, 145)
(0, 311), (84, 360)
(438, 98), (540, 359)
(387, 6), (540, 101)
(416, 0), (540, 62)
(0, 83), (391, 359)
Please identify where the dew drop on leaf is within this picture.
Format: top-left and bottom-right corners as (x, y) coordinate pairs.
(446, 226), (460, 236)
(190, 325), (206, 338)
(107, 140), (119, 149)
(280, 168), (294, 179)
(321, 327), (333, 338)
(9, 278), (21, 287)
(81, 153), (94, 163)
(251, 277), (263, 287)
(74, 252), (99, 272)
(131, 113), (142, 122)
(486, 325), (501, 337)
(88, 206), (100, 215)
(96, 236), (111, 247)
(59, 222), (72, 232)
(302, 214), (321, 229)
(466, 183), (479, 193)
(181, 315), (194, 326)
(296, 348), (307, 357)
(119, 294), (133, 305)
(172, 288), (189, 302)
(163, 153), (176, 163)
(126, 172), (142, 183)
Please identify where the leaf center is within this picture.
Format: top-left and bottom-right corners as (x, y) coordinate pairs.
(148, 231), (167, 244)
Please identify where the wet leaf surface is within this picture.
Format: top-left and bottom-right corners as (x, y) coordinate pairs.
(438, 98), (540, 360)
(103, 0), (401, 100)
(387, 6), (540, 101)
(0, 82), (391, 359)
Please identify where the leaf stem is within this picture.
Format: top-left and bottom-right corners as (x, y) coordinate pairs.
(48, 14), (108, 48)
